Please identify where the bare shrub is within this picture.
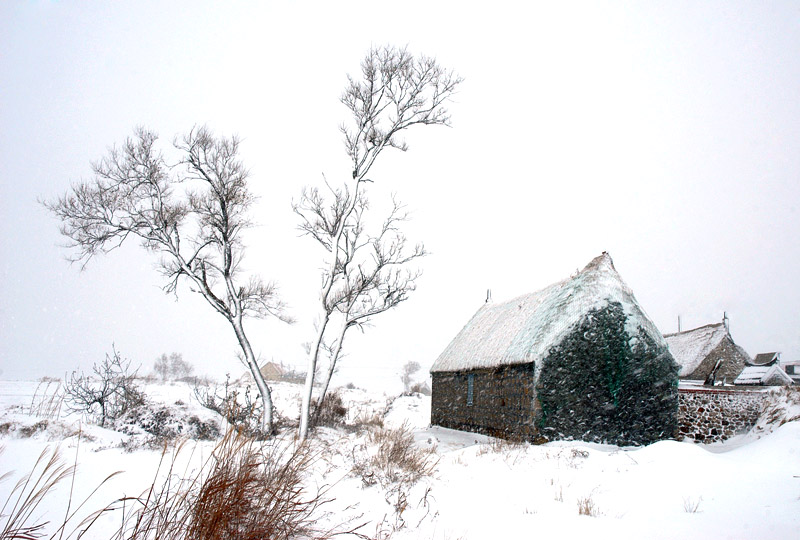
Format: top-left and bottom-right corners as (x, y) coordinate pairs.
(683, 495), (702, 513)
(117, 430), (337, 540)
(353, 423), (437, 489)
(194, 376), (265, 437)
(64, 345), (145, 427)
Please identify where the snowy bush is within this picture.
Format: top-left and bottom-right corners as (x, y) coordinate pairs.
(114, 401), (221, 446)
(536, 302), (679, 445)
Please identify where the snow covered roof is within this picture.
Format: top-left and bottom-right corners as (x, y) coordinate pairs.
(734, 365), (793, 386)
(430, 253), (667, 373)
(664, 323), (730, 377)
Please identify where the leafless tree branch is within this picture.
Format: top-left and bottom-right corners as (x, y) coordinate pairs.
(298, 45), (460, 439)
(44, 126), (286, 433)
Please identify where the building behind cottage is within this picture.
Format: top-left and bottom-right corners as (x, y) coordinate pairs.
(664, 321), (750, 384)
(430, 253), (679, 446)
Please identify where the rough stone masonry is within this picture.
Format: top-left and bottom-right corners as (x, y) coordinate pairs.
(678, 387), (767, 443)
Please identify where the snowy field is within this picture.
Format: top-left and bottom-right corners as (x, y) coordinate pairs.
(1, 379), (798, 539)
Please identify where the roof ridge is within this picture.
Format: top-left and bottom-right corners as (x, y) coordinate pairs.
(484, 252), (615, 310)
(663, 321), (725, 338)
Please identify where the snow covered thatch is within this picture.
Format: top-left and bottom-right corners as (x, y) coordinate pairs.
(431, 252), (665, 375)
(664, 322), (751, 382)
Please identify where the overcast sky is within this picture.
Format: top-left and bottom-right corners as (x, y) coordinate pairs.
(2, 1), (799, 391)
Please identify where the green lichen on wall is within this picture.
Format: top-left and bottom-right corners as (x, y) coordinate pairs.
(536, 301), (679, 445)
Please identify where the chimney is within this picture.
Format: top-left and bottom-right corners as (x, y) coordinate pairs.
(485, 289), (492, 303)
(723, 312), (729, 333)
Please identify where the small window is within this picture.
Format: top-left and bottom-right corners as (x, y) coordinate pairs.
(467, 373), (474, 406)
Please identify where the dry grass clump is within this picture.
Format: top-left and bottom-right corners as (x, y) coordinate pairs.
(353, 423), (437, 488)
(118, 429), (332, 540)
(577, 494), (600, 517)
(311, 389), (348, 428)
(29, 380), (64, 419)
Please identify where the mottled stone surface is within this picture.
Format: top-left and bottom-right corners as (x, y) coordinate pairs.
(431, 363), (536, 440)
(678, 388), (766, 443)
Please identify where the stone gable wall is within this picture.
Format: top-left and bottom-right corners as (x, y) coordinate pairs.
(678, 388), (766, 443)
(685, 338), (748, 382)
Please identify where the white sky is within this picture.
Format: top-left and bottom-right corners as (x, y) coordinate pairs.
(2, 1), (799, 391)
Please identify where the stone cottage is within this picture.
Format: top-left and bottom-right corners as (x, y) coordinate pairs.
(663, 320), (750, 384)
(430, 253), (679, 446)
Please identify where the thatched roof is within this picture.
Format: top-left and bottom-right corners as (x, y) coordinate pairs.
(663, 323), (748, 377)
(752, 352), (780, 366)
(430, 253), (665, 374)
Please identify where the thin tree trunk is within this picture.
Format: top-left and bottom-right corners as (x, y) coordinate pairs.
(299, 313), (329, 440)
(231, 317), (273, 433)
(312, 325), (346, 424)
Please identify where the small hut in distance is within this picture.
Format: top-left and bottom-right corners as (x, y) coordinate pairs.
(663, 318), (750, 384)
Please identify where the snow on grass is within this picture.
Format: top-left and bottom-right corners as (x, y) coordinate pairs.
(1, 378), (799, 539)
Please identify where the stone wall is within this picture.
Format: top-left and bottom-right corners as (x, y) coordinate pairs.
(678, 387), (767, 443)
(431, 363), (536, 440)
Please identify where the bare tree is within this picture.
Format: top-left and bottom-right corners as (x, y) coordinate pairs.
(400, 361), (421, 394)
(154, 352), (194, 381)
(44, 126), (288, 433)
(295, 45), (462, 440)
(64, 345), (144, 427)
(154, 353), (171, 381)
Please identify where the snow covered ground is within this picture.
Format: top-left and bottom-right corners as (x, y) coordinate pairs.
(1, 379), (798, 539)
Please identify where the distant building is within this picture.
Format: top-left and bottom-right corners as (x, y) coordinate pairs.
(751, 352), (780, 366)
(734, 364), (793, 386)
(781, 360), (800, 384)
(430, 253), (679, 446)
(259, 361), (285, 381)
(664, 320), (750, 384)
